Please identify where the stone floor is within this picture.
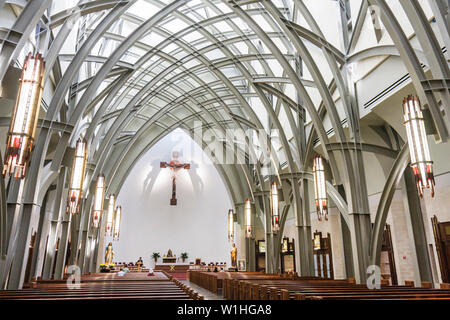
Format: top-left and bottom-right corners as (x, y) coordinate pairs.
(181, 280), (223, 300)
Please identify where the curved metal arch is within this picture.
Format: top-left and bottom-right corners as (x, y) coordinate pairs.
(49, 0), (130, 29)
(54, 3), (302, 205)
(0, 151), (6, 255)
(227, 3), (336, 179)
(80, 28), (268, 195)
(80, 0), (298, 185)
(86, 60), (265, 193)
(78, 9), (302, 198)
(104, 120), (249, 207)
(93, 90), (260, 200)
(0, 0), (52, 83)
(369, 143), (410, 266)
(50, 0), (189, 171)
(269, 0), (371, 216)
(368, 0), (449, 142)
(347, 45), (427, 65)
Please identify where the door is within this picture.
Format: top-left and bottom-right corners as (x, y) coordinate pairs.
(381, 224), (398, 285)
(312, 232), (333, 279)
(433, 216), (450, 283)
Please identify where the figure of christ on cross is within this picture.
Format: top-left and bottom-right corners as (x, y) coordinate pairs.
(160, 151), (190, 206)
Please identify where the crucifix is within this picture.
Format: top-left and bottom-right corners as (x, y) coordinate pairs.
(160, 151), (190, 206)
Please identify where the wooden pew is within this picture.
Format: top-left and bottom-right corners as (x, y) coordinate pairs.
(223, 276), (450, 301)
(0, 272), (199, 300)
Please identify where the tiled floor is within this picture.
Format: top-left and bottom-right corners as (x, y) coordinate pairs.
(181, 280), (223, 300)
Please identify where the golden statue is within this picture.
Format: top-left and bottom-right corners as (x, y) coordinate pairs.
(105, 242), (114, 265)
(136, 257), (143, 272)
(230, 243), (237, 267)
(167, 249), (173, 257)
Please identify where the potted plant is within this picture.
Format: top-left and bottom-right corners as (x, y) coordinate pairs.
(181, 252), (189, 263)
(152, 252), (161, 263)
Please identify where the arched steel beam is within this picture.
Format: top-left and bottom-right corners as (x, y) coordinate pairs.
(326, 142), (399, 159)
(0, 0), (52, 83)
(50, 0), (189, 171)
(49, 0), (129, 29)
(369, 143), (410, 266)
(227, 1), (337, 183)
(347, 45), (427, 64)
(44, 0), (133, 86)
(78, 11), (290, 201)
(368, 0), (449, 142)
(105, 120), (250, 208)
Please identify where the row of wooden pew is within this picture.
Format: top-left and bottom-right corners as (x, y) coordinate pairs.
(189, 271), (450, 300)
(188, 270), (288, 294)
(0, 272), (200, 300)
(161, 270), (204, 300)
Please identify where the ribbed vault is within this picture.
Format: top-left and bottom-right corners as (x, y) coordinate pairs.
(0, 0), (448, 289)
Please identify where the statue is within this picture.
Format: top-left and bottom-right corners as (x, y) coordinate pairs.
(136, 257), (143, 272)
(167, 249), (173, 257)
(160, 151), (190, 206)
(230, 243), (237, 268)
(105, 242), (114, 265)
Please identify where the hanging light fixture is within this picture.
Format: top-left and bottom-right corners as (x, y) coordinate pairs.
(403, 95), (435, 198)
(228, 209), (234, 242)
(92, 174), (105, 228)
(270, 182), (280, 232)
(113, 205), (122, 241)
(313, 155), (328, 221)
(2, 53), (45, 179)
(245, 199), (252, 238)
(67, 138), (87, 215)
(105, 194), (115, 236)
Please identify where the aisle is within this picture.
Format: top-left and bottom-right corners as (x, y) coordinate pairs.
(181, 281), (222, 300)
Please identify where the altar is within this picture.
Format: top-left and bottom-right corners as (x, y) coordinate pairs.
(162, 257), (177, 263)
(155, 263), (190, 273)
(160, 249), (178, 263)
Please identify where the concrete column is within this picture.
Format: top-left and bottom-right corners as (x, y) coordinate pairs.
(29, 188), (53, 281)
(7, 201), (41, 289)
(339, 213), (355, 279)
(78, 201), (92, 273)
(402, 168), (433, 284)
(54, 205), (73, 280)
(348, 212), (371, 284)
(337, 185), (354, 279)
(42, 167), (68, 279)
(77, 182), (96, 272)
(293, 178), (314, 276)
(262, 194), (274, 273)
(0, 179), (24, 288)
(301, 179), (314, 276)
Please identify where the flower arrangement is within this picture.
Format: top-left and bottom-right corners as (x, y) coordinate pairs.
(100, 264), (115, 269)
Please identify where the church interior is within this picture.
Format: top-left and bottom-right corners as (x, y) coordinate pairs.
(0, 0), (450, 306)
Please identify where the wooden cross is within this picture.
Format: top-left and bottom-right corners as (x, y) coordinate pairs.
(160, 151), (190, 206)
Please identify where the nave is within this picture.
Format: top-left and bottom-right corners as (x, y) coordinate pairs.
(1, 0), (450, 313)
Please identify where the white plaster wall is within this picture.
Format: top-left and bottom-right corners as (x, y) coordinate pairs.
(107, 129), (233, 268)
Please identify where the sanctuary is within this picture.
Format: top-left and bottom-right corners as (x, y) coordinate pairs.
(0, 0), (450, 309)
